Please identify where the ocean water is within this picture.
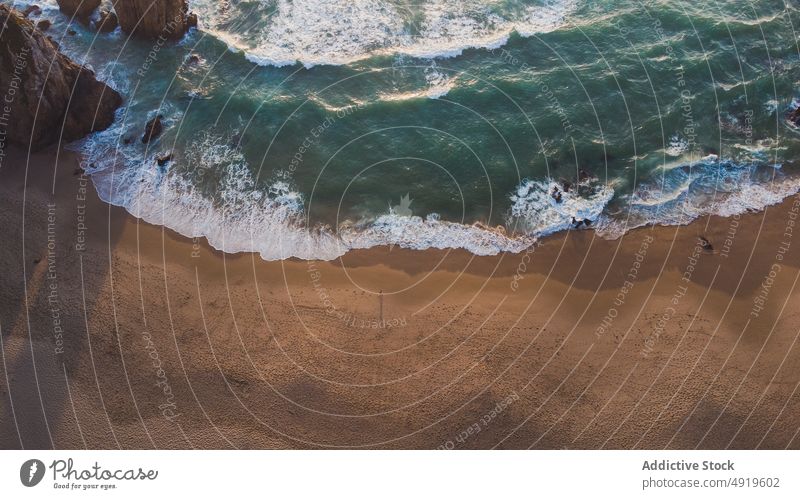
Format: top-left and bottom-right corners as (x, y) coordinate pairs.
(11, 0), (800, 260)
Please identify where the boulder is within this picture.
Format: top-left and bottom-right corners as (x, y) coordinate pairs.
(156, 152), (172, 166)
(142, 115), (164, 143)
(36, 19), (51, 31)
(0, 5), (122, 151)
(22, 5), (41, 18)
(112, 0), (197, 40)
(787, 107), (800, 128)
(94, 9), (118, 33)
(55, 0), (100, 22)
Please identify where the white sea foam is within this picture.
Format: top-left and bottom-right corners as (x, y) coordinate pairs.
(423, 63), (454, 99)
(196, 0), (576, 68)
(81, 131), (535, 260)
(342, 214), (533, 255)
(508, 178), (615, 236)
(83, 131), (336, 260)
(79, 126), (800, 260)
(379, 62), (455, 101)
(665, 133), (688, 156)
(765, 99), (779, 115)
(595, 158), (800, 238)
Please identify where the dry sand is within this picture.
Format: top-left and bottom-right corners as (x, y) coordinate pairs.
(1, 145), (799, 449)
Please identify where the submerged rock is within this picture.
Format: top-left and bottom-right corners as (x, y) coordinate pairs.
(112, 0), (197, 40)
(142, 115), (164, 144)
(0, 5), (122, 151)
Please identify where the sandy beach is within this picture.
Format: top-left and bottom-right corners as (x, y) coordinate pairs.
(1, 145), (799, 450)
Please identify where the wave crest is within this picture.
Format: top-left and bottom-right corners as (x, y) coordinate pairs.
(196, 0), (576, 68)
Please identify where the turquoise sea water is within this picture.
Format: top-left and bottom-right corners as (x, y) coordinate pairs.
(10, 0), (800, 259)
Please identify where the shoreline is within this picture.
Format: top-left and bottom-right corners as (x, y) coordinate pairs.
(1, 145), (799, 449)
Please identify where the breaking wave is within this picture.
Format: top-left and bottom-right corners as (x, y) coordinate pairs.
(194, 0), (577, 68)
(77, 129), (800, 261)
(79, 131), (534, 260)
(595, 156), (800, 238)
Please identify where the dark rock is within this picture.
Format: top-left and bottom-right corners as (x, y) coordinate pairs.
(36, 19), (51, 31)
(112, 0), (196, 40)
(67, 28), (77, 35)
(187, 53), (200, 64)
(551, 186), (562, 203)
(156, 153), (173, 166)
(699, 236), (713, 251)
(56, 0), (100, 23)
(94, 9), (118, 33)
(230, 132), (246, 149)
(122, 135), (133, 145)
(787, 107), (800, 128)
(142, 115), (164, 143)
(22, 5), (41, 17)
(0, 5), (122, 151)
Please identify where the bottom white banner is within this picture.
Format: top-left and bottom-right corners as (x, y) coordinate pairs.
(0, 451), (797, 498)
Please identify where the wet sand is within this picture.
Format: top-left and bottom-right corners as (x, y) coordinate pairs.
(1, 145), (799, 449)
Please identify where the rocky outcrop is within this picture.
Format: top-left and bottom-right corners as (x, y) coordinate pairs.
(0, 5), (122, 151)
(787, 107), (800, 128)
(55, 0), (100, 22)
(141, 115), (163, 143)
(156, 152), (172, 166)
(22, 5), (41, 18)
(94, 8), (118, 33)
(112, 0), (196, 40)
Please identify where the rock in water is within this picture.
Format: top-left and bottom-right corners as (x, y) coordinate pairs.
(55, 0), (100, 22)
(112, 0), (197, 40)
(0, 5), (122, 151)
(142, 115), (164, 143)
(22, 5), (41, 18)
(94, 9), (118, 33)
(156, 152), (172, 166)
(36, 19), (51, 31)
(787, 107), (800, 128)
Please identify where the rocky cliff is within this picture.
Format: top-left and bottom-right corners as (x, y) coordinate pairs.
(0, 5), (122, 151)
(112, 0), (196, 40)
